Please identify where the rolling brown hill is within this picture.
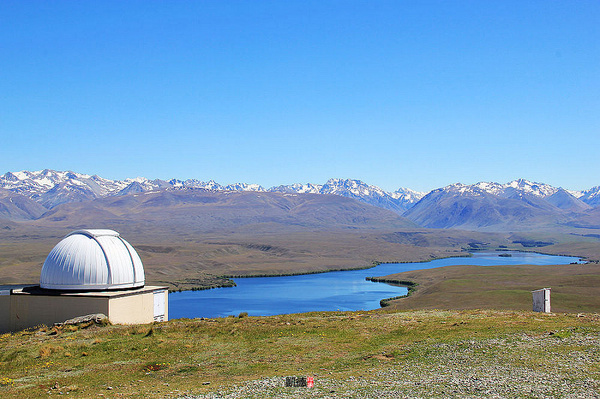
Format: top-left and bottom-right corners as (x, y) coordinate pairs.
(36, 188), (416, 232)
(403, 187), (577, 231)
(565, 206), (600, 230)
(0, 188), (48, 220)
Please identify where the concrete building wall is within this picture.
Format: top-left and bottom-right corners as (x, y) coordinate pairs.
(108, 288), (169, 324)
(0, 293), (11, 333)
(109, 291), (154, 325)
(9, 294), (109, 332)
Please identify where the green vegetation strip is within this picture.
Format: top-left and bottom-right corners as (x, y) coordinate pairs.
(0, 309), (598, 398)
(365, 277), (419, 307)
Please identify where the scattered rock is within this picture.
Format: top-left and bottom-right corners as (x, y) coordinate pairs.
(55, 313), (108, 327)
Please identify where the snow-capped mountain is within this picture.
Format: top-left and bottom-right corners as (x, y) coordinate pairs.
(0, 170), (128, 207)
(580, 186), (600, 207)
(322, 178), (420, 213)
(391, 187), (425, 201)
(179, 179), (223, 191)
(442, 179), (562, 199)
(224, 183), (265, 192)
(432, 179), (592, 204)
(403, 179), (593, 231)
(115, 179), (172, 197)
(269, 179), (425, 213)
(501, 179), (560, 197)
(268, 183), (322, 194)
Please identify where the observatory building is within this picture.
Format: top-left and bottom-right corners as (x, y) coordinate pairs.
(0, 229), (168, 332)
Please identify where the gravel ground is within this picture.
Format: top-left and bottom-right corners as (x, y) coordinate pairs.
(178, 332), (600, 399)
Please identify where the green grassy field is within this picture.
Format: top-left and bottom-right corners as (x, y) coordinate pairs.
(380, 262), (600, 313)
(0, 309), (598, 398)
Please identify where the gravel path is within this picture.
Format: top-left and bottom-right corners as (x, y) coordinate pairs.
(178, 332), (600, 398)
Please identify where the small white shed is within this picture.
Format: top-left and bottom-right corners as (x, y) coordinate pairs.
(532, 288), (551, 313)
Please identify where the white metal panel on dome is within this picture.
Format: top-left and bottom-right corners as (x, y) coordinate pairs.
(40, 230), (145, 291)
(68, 229), (120, 238)
(122, 239), (144, 285)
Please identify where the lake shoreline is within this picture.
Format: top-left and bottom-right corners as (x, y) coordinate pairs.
(166, 248), (587, 293)
(168, 251), (475, 293)
(368, 249), (588, 310)
(169, 251), (581, 319)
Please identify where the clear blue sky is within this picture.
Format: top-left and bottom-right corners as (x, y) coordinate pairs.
(1, 1), (598, 192)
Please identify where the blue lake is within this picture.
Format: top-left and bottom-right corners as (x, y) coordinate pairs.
(169, 252), (580, 319)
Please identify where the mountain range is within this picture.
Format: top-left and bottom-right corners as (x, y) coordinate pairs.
(1, 170), (599, 231)
(404, 180), (594, 230)
(0, 170), (424, 217)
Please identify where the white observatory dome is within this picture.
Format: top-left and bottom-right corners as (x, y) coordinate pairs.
(40, 229), (145, 291)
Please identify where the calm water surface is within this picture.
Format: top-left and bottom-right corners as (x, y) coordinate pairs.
(169, 252), (580, 319)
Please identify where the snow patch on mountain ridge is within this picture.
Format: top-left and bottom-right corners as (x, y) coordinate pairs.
(441, 179), (577, 199)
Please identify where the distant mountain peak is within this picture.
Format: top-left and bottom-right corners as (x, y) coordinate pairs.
(403, 178), (594, 231)
(504, 179), (558, 197)
(580, 186), (600, 207)
(224, 183), (265, 192)
(441, 179), (562, 199)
